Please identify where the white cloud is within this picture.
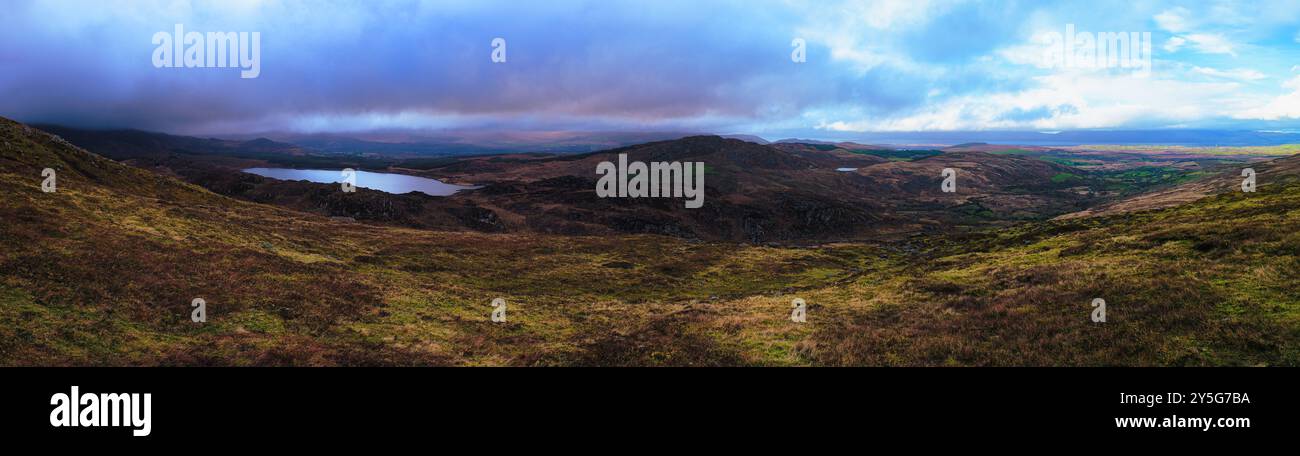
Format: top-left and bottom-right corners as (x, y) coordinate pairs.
(1295, 30), (1300, 43)
(1183, 33), (1236, 56)
(1192, 66), (1266, 81)
(1154, 7), (1191, 32)
(1163, 36), (1187, 52)
(816, 73), (1256, 131)
(853, 0), (941, 29)
(1153, 7), (1239, 56)
(792, 0), (955, 73)
(1235, 75), (1300, 120)
(997, 40), (1049, 67)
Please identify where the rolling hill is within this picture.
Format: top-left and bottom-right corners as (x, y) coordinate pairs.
(1060, 153), (1300, 219)
(3, 117), (1298, 366)
(41, 129), (1111, 242)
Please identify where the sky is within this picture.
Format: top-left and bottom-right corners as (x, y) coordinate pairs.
(1, 0), (1299, 139)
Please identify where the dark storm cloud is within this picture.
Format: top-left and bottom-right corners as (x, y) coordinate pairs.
(4, 0), (1286, 135)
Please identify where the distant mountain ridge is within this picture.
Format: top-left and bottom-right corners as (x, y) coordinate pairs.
(35, 125), (311, 161)
(778, 129), (1300, 147)
(41, 121), (1293, 243)
(40, 124), (1110, 242)
(409, 135), (1103, 241)
(7, 115), (1300, 366)
(273, 130), (701, 156)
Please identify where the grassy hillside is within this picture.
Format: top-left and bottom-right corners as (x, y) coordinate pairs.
(1072, 143), (1300, 157)
(2, 118), (1297, 366)
(0, 118), (865, 365)
(50, 129), (1120, 242)
(803, 177), (1300, 366)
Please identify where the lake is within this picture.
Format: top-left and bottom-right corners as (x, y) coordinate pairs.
(242, 168), (476, 196)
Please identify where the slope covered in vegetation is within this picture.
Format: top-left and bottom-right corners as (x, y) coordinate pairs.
(2, 118), (1297, 366)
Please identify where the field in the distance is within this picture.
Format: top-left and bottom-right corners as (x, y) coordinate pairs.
(3, 118), (1299, 366)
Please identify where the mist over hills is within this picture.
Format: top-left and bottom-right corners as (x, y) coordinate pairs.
(245, 130), (707, 156)
(36, 125), (311, 160)
(265, 128), (1300, 150)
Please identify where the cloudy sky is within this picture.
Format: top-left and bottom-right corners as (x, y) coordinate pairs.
(1, 0), (1298, 137)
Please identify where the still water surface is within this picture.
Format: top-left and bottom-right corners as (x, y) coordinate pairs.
(243, 168), (475, 196)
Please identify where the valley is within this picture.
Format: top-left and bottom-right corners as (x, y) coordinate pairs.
(4, 117), (1299, 366)
(42, 125), (1271, 243)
